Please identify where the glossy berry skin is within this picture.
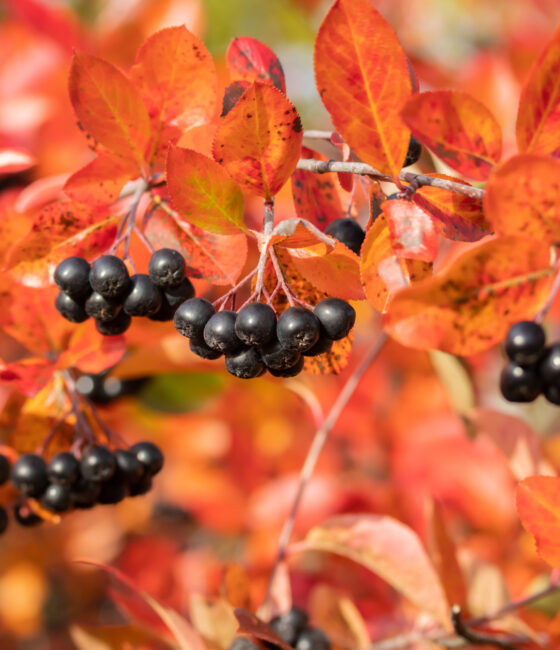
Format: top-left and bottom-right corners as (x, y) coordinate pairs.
(296, 627), (331, 650)
(404, 135), (422, 167)
(235, 303), (277, 346)
(538, 344), (560, 385)
(130, 442), (164, 476)
(89, 255), (131, 299)
(500, 363), (541, 402)
(54, 257), (91, 298)
(55, 292), (89, 323)
(148, 248), (185, 288)
(203, 310), (242, 353)
(0, 507), (7, 534)
(123, 274), (162, 316)
(267, 355), (304, 377)
(114, 449), (144, 484)
(95, 311), (131, 336)
(303, 332), (333, 357)
(85, 292), (121, 322)
(0, 454), (10, 485)
(71, 478), (101, 509)
(174, 298), (215, 339)
(48, 452), (79, 485)
(98, 474), (127, 505)
(277, 307), (320, 352)
(325, 218), (365, 256)
(14, 505), (42, 527)
(314, 298), (356, 340)
(80, 445), (116, 482)
(189, 337), (223, 360)
(225, 347), (266, 379)
(41, 483), (72, 512)
(151, 278), (196, 322)
(11, 453), (48, 497)
(544, 384), (560, 406)
(504, 321), (545, 365)
(270, 607), (309, 645)
(260, 338), (301, 370)
(129, 474), (152, 497)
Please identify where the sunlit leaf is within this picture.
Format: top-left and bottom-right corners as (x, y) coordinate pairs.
(383, 199), (439, 263)
(227, 36), (286, 93)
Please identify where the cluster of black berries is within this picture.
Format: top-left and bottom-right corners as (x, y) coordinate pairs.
(76, 372), (149, 405)
(173, 297), (355, 379)
(230, 607), (330, 650)
(500, 321), (560, 404)
(54, 249), (194, 335)
(0, 442), (163, 532)
(325, 218), (365, 256)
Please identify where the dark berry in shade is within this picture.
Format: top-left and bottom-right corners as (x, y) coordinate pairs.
(149, 248), (185, 288)
(11, 453), (48, 497)
(295, 627), (331, 650)
(55, 292), (89, 323)
(386, 192), (400, 200)
(97, 473), (127, 505)
(123, 274), (162, 316)
(504, 321), (545, 365)
(85, 292), (121, 322)
(41, 483), (72, 512)
(229, 638), (261, 650)
(303, 332), (333, 357)
(114, 449), (144, 484)
(148, 296), (176, 322)
(151, 278), (196, 322)
(235, 302), (277, 346)
(0, 454), (11, 485)
(277, 307), (320, 352)
(80, 445), (116, 482)
(500, 363), (541, 402)
(260, 337), (301, 370)
(189, 337), (223, 360)
(76, 373), (112, 404)
(174, 298), (215, 339)
(54, 256), (91, 298)
(89, 255), (131, 299)
(203, 310), (242, 353)
(14, 504), (42, 527)
(267, 355), (305, 377)
(95, 311), (132, 336)
(314, 298), (356, 340)
(270, 607), (309, 645)
(404, 135), (422, 167)
(225, 347), (266, 379)
(130, 441), (164, 476)
(0, 506), (7, 534)
(544, 383), (560, 406)
(71, 478), (101, 509)
(539, 344), (560, 385)
(129, 474), (153, 497)
(325, 218), (365, 256)
(48, 452), (79, 486)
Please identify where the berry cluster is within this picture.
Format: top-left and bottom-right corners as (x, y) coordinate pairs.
(500, 321), (560, 404)
(76, 372), (149, 405)
(0, 442), (163, 532)
(325, 218), (365, 256)
(173, 298), (356, 379)
(54, 249), (194, 334)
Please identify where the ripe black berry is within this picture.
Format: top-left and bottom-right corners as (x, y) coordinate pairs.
(225, 347), (266, 379)
(267, 355), (304, 377)
(270, 607), (309, 645)
(114, 449), (144, 483)
(544, 383), (560, 406)
(260, 338), (301, 370)
(11, 453), (48, 497)
(151, 278), (196, 322)
(129, 474), (152, 497)
(325, 218), (365, 256)
(48, 452), (79, 485)
(313, 298), (356, 340)
(203, 310), (242, 353)
(54, 257), (91, 299)
(85, 292), (121, 321)
(97, 473), (127, 504)
(189, 337), (223, 360)
(538, 344), (560, 385)
(71, 477), (101, 509)
(504, 321), (545, 365)
(95, 311), (132, 336)
(89, 255), (131, 299)
(123, 274), (162, 316)
(174, 298), (215, 339)
(55, 292), (89, 323)
(296, 627), (331, 650)
(130, 441), (164, 476)
(235, 303), (277, 346)
(41, 483), (72, 512)
(229, 638), (260, 650)
(404, 135), (422, 167)
(0, 454), (11, 485)
(14, 504), (41, 526)
(303, 332), (333, 357)
(277, 307), (320, 352)
(149, 248), (186, 288)
(500, 363), (541, 402)
(0, 507), (7, 534)
(80, 445), (116, 482)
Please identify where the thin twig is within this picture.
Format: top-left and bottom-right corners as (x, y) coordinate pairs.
(451, 605), (519, 650)
(303, 130), (334, 140)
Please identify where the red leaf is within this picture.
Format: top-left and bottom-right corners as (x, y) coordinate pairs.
(222, 81), (251, 117)
(401, 91), (502, 181)
(383, 200), (439, 263)
(234, 609), (292, 650)
(226, 37), (286, 94)
(57, 322), (126, 375)
(0, 148), (36, 175)
(213, 82), (303, 199)
(0, 358), (54, 397)
(314, 0), (411, 176)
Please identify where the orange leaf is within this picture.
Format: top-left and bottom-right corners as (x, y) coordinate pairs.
(0, 358), (55, 397)
(385, 236), (553, 355)
(314, 0), (411, 176)
(234, 609), (292, 650)
(484, 154), (560, 245)
(401, 91), (501, 181)
(69, 51), (150, 167)
(167, 146), (246, 235)
(213, 82), (303, 199)
(383, 200), (439, 262)
(517, 476), (560, 568)
(56, 321), (126, 375)
(226, 36), (286, 93)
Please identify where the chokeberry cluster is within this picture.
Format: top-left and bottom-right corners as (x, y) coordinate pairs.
(76, 372), (149, 405)
(54, 249), (194, 335)
(500, 320), (560, 404)
(325, 218), (365, 256)
(173, 297), (356, 379)
(0, 442), (163, 532)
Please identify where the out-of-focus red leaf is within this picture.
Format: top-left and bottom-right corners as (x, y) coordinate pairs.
(56, 322), (126, 375)
(314, 0), (411, 176)
(226, 37), (286, 94)
(0, 148), (36, 175)
(233, 609), (292, 650)
(484, 154), (560, 245)
(0, 358), (54, 397)
(401, 91), (502, 181)
(14, 174), (69, 213)
(221, 81), (251, 117)
(167, 146), (246, 235)
(70, 624), (167, 650)
(223, 565), (251, 610)
(385, 236), (553, 355)
(299, 514), (450, 626)
(383, 200), (439, 263)
(213, 82), (303, 199)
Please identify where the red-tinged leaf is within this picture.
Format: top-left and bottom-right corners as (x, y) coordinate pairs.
(14, 174), (69, 213)
(226, 37), (286, 94)
(517, 24), (560, 155)
(70, 624), (167, 650)
(0, 358), (54, 397)
(330, 133), (353, 193)
(213, 82), (303, 199)
(145, 207), (247, 286)
(0, 148), (36, 175)
(167, 146), (246, 235)
(268, 218), (334, 249)
(385, 236), (554, 356)
(223, 565), (252, 610)
(383, 200), (439, 262)
(131, 25), (218, 127)
(56, 322), (126, 375)
(484, 154), (560, 245)
(291, 147), (344, 228)
(69, 51), (151, 167)
(63, 153), (138, 206)
(222, 81), (251, 117)
(517, 476), (560, 568)
(401, 91), (502, 181)
(233, 609), (293, 650)
(189, 595), (237, 650)
(9, 412), (74, 456)
(314, 0), (411, 177)
(299, 514), (450, 626)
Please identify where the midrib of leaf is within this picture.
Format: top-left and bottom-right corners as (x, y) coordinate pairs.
(189, 175), (243, 233)
(50, 215), (120, 253)
(525, 53), (560, 152)
(253, 86), (272, 200)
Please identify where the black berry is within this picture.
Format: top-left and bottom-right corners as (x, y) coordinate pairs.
(260, 338), (301, 370)
(203, 310), (242, 353)
(504, 321), (545, 365)
(85, 292), (121, 322)
(189, 337), (223, 360)
(295, 627), (331, 650)
(95, 311), (132, 336)
(0, 454), (11, 485)
(270, 607), (309, 645)
(48, 452), (79, 485)
(54, 257), (91, 299)
(123, 274), (162, 316)
(325, 218), (365, 256)
(41, 483), (72, 512)
(71, 477), (101, 509)
(277, 307), (320, 352)
(130, 441), (164, 476)
(55, 292), (89, 323)
(229, 638), (260, 650)
(500, 363), (541, 402)
(538, 344), (560, 385)
(14, 504), (42, 527)
(404, 135), (422, 167)
(114, 449), (144, 484)
(267, 355), (304, 377)
(97, 473), (127, 505)
(11, 453), (48, 497)
(89, 255), (131, 299)
(174, 298), (215, 339)
(235, 303), (277, 346)
(225, 347), (266, 379)
(303, 332), (333, 357)
(80, 445), (116, 482)
(150, 278), (195, 321)
(129, 474), (152, 497)
(313, 298), (356, 340)
(544, 383), (560, 406)
(0, 507), (7, 534)
(149, 248), (185, 288)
